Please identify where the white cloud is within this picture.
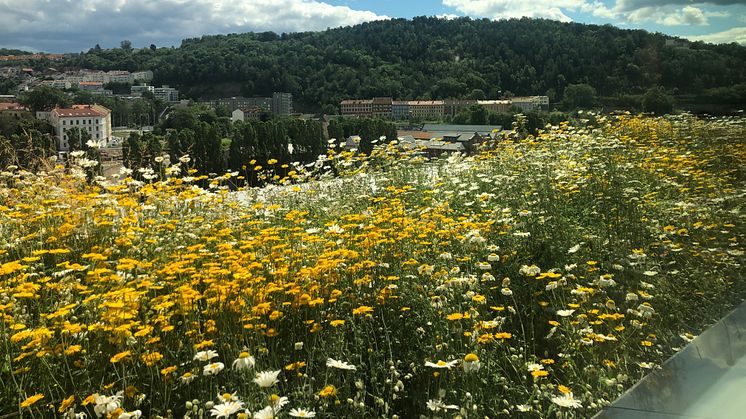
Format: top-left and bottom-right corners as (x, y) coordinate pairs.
(441, 0), (737, 26)
(437, 13), (463, 20)
(686, 26), (746, 44)
(658, 6), (709, 25)
(613, 2), (736, 26)
(0, 0), (388, 52)
(442, 0), (592, 22)
(616, 0), (746, 12)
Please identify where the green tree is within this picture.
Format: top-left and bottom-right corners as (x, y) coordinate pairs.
(642, 86), (674, 114)
(469, 104), (488, 125)
(66, 127), (91, 152)
(562, 83), (597, 109)
(19, 86), (71, 113)
(468, 89), (486, 100)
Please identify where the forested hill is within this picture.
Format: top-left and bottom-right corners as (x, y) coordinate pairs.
(64, 17), (746, 111)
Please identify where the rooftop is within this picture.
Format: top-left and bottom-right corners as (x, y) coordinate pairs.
(0, 102), (26, 111)
(422, 124), (502, 134)
(53, 106), (105, 117)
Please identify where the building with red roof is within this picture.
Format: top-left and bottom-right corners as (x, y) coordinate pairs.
(37, 104), (112, 151)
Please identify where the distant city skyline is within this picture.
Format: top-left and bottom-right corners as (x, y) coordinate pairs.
(1, 0), (744, 53)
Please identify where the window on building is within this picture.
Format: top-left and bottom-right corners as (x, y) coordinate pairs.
(62, 120), (66, 125)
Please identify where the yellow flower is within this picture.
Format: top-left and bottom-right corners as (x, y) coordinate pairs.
(140, 351), (164, 366)
(110, 350), (131, 364)
(352, 305), (374, 316)
(558, 385), (571, 394)
(20, 393), (44, 408)
(58, 395), (75, 412)
(330, 319), (346, 327)
(531, 370), (549, 378)
(194, 339), (214, 350)
(446, 313), (464, 321)
(319, 385), (337, 398)
(464, 353), (479, 363)
(161, 365), (178, 376)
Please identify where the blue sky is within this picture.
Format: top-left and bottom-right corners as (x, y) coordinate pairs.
(1, 0), (744, 53)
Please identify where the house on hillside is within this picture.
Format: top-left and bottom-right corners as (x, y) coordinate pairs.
(37, 104), (112, 152)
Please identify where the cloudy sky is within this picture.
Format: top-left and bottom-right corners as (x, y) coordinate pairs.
(1, 0), (744, 53)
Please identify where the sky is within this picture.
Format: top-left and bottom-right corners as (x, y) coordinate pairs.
(0, 0), (744, 53)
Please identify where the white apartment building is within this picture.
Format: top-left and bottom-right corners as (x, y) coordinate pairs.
(511, 96), (549, 111)
(108, 71), (134, 84)
(131, 84), (155, 96)
(154, 86), (179, 102)
(132, 70), (154, 81)
(39, 105), (112, 151)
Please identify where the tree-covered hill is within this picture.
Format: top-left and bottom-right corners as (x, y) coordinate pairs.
(62, 17), (746, 111)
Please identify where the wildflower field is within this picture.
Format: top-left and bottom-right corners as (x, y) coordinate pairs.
(1, 114), (744, 418)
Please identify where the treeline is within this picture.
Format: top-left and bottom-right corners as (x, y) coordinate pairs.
(123, 106), (397, 184)
(54, 17), (746, 111)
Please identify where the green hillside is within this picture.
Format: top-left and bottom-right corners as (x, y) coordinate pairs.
(62, 17), (746, 111)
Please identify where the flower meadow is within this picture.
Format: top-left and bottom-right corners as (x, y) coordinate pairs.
(1, 113), (744, 418)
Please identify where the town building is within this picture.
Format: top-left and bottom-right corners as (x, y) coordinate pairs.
(212, 97), (271, 112)
(477, 100), (512, 113)
(271, 92), (293, 115)
(231, 107), (264, 123)
(40, 79), (72, 89)
(510, 96), (549, 112)
(408, 101), (445, 120)
(372, 97), (393, 119)
(154, 86), (180, 102)
(421, 124), (503, 139)
(78, 81), (104, 91)
(131, 84), (155, 96)
(340, 99), (373, 118)
(208, 93), (293, 116)
(38, 104), (112, 152)
(392, 101), (410, 120)
(342, 96), (549, 120)
(0, 102), (29, 118)
(132, 70), (154, 82)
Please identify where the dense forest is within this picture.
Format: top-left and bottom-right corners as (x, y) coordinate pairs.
(54, 17), (746, 112)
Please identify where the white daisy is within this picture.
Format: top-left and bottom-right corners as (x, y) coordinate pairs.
(289, 407), (316, 417)
(210, 400), (245, 418)
(253, 370), (281, 388)
(203, 362), (225, 376)
(551, 392), (582, 408)
(326, 358), (357, 371)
